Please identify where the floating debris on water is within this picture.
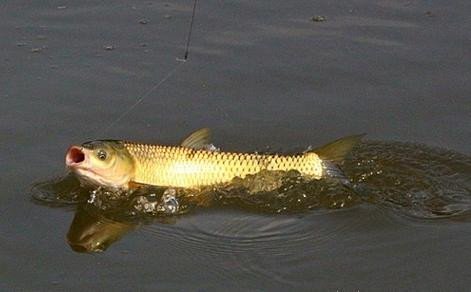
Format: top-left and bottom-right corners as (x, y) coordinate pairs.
(311, 15), (327, 22)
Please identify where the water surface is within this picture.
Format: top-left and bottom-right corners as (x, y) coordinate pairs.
(1, 0), (470, 290)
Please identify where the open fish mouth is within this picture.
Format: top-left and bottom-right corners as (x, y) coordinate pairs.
(66, 146), (85, 166)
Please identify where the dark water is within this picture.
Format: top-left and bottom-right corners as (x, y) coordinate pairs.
(1, 0), (470, 291)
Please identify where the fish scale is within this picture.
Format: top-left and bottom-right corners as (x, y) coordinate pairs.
(123, 142), (324, 188)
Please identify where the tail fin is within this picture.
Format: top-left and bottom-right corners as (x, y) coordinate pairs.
(312, 134), (365, 182)
(314, 134), (365, 163)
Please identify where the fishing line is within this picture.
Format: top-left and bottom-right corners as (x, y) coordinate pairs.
(180, 0), (199, 61)
(101, 0), (199, 136)
(100, 63), (184, 135)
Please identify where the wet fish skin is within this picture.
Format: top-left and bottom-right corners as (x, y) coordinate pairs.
(123, 142), (324, 188)
(65, 128), (364, 190)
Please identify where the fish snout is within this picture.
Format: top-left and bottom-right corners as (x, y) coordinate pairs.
(66, 146), (86, 167)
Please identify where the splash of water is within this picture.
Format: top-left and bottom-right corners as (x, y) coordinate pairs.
(32, 141), (471, 220)
(345, 141), (471, 219)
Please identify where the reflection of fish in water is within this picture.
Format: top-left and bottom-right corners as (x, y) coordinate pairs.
(67, 205), (135, 253)
(65, 128), (364, 190)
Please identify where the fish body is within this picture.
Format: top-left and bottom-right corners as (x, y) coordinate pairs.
(124, 143), (323, 188)
(66, 128), (363, 190)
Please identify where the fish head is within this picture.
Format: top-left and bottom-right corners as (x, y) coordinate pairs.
(65, 140), (135, 189)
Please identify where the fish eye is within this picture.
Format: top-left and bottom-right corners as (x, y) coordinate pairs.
(97, 149), (107, 161)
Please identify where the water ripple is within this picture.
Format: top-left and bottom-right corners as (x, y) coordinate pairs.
(140, 208), (365, 286)
(31, 140), (471, 256)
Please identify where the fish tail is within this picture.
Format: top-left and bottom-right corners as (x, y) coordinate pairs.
(312, 134), (365, 184)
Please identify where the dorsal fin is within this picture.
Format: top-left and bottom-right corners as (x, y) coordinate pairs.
(180, 128), (212, 149)
(312, 134), (365, 163)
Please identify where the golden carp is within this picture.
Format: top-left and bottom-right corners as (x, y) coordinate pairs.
(66, 128), (364, 190)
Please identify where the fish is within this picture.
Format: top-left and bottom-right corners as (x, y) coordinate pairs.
(65, 128), (364, 190)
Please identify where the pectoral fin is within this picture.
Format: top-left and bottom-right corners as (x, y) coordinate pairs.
(180, 128), (212, 149)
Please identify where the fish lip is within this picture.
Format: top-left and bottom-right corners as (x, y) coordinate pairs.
(66, 146), (86, 167)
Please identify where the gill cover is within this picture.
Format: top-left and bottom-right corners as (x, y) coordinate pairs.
(81, 140), (135, 189)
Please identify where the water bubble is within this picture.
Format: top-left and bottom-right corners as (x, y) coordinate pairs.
(88, 190), (97, 204)
(162, 189), (180, 214)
